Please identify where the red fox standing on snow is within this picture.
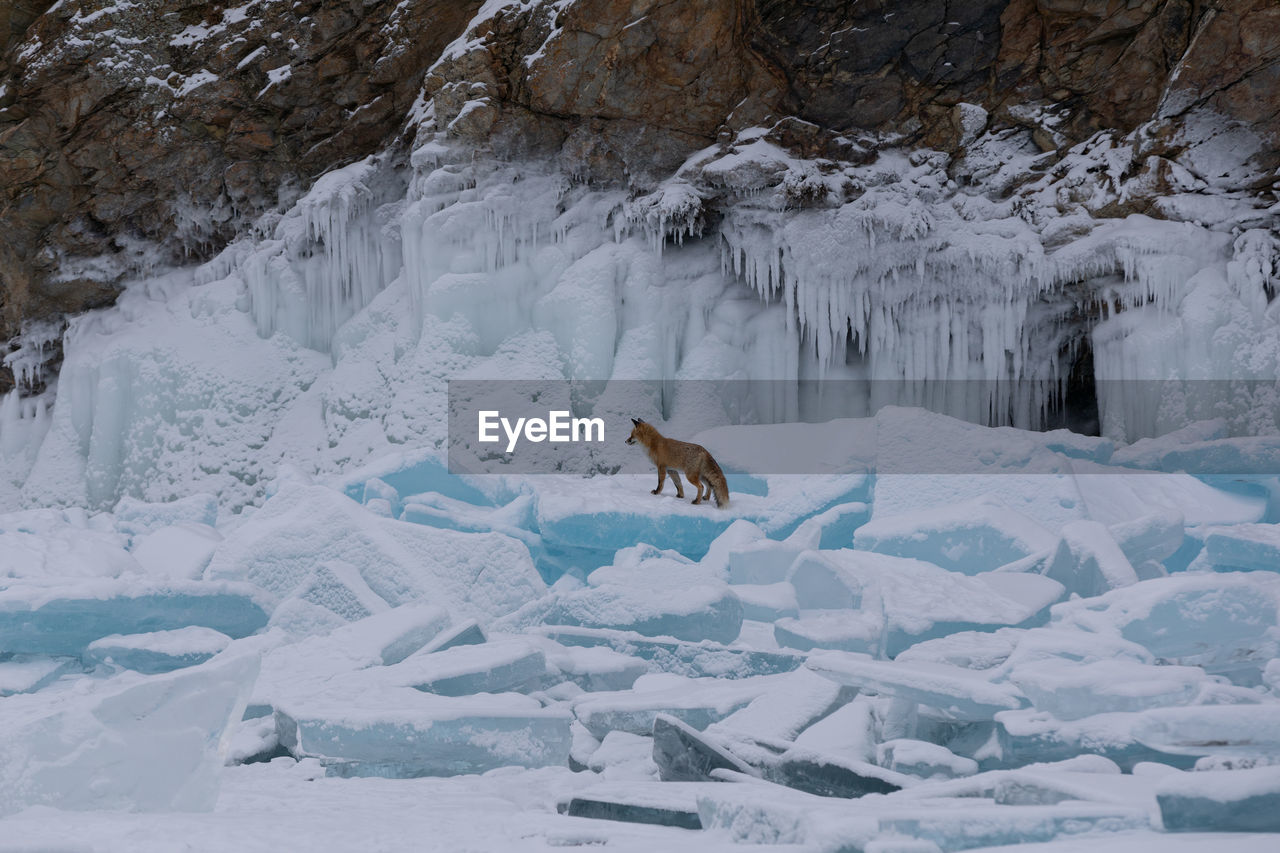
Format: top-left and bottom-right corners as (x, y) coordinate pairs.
(625, 418), (730, 508)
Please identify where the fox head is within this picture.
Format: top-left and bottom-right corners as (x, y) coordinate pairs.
(625, 418), (653, 446)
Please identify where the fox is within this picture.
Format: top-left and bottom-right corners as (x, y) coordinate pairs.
(625, 418), (729, 508)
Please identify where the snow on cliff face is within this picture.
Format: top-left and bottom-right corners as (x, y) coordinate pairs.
(0, 113), (1276, 513)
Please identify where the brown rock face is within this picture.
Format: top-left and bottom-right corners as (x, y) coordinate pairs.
(0, 0), (482, 352)
(1, 0), (1278, 388)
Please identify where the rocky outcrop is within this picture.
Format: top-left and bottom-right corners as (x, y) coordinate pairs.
(0, 0), (482, 364)
(2, 0), (1277, 389)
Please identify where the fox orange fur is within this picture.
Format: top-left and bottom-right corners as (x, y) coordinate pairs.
(625, 418), (729, 508)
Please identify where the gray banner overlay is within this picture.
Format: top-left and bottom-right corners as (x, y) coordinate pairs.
(447, 380), (1280, 475)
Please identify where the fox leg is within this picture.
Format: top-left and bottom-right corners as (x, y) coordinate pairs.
(652, 465), (667, 495)
(669, 469), (685, 499)
(687, 472), (703, 504)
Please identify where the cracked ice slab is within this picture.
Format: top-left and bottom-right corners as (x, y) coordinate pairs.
(84, 626), (232, 674)
(528, 625), (805, 679)
(571, 674), (786, 739)
(276, 686), (571, 778)
(806, 651), (1029, 721)
(0, 646), (259, 816)
(0, 579), (270, 655)
(1157, 766), (1280, 832)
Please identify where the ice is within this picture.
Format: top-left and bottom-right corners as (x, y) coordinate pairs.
(792, 696), (879, 764)
(1009, 659), (1206, 720)
(129, 523), (222, 581)
(732, 582), (799, 621)
(395, 638), (547, 696)
(710, 667), (851, 743)
(0, 646), (258, 815)
(652, 713), (757, 782)
(854, 497), (1059, 576)
(808, 652), (1029, 722)
(1156, 766), (1280, 832)
(584, 730), (658, 779)
(0, 654), (77, 695)
(877, 740), (978, 780)
(419, 618), (487, 654)
(560, 783), (703, 829)
(995, 709), (1199, 771)
(0, 507), (141, 579)
(276, 688), (572, 778)
(114, 493), (219, 535)
(1042, 521), (1140, 599)
(205, 481), (545, 622)
(1050, 572), (1280, 684)
(789, 501), (872, 550)
(766, 749), (911, 798)
(788, 550), (1064, 657)
(571, 675), (783, 739)
(531, 625), (804, 679)
(1071, 462), (1267, 527)
(85, 626), (233, 674)
(726, 538), (812, 585)
(542, 581), (743, 645)
(1107, 510), (1185, 567)
(1201, 523), (1280, 572)
(775, 610), (885, 655)
(1129, 705), (1280, 757)
(0, 579), (269, 655)
(537, 641), (648, 692)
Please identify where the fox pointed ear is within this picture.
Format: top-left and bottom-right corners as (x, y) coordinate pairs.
(631, 418), (642, 426)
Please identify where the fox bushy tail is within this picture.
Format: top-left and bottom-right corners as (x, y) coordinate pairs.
(706, 456), (729, 508)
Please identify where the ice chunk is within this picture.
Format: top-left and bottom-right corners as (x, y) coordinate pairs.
(727, 539), (809, 585)
(84, 626), (232, 674)
(114, 493), (218, 535)
(789, 501), (872, 550)
(420, 618), (487, 654)
(531, 625), (804, 679)
(0, 509), (140, 579)
(296, 559), (391, 622)
(558, 781), (709, 829)
(792, 696), (878, 764)
(1043, 521), (1140, 598)
(205, 482), (544, 622)
(1010, 659), (1205, 720)
(1202, 523), (1280, 573)
(652, 714), (756, 782)
(129, 523), (222, 581)
(710, 667), (852, 743)
(0, 655), (77, 696)
(1051, 572), (1280, 684)
(371, 604), (455, 664)
(733, 582), (799, 621)
(1072, 462), (1266, 526)
(584, 730), (658, 779)
(877, 739), (977, 779)
(1108, 510), (1185, 566)
(895, 629), (1021, 671)
(775, 610), (885, 655)
(0, 646), (258, 815)
(1157, 766), (1280, 831)
(571, 675), (783, 739)
(1130, 705), (1280, 757)
(278, 688), (571, 777)
(543, 582), (743, 644)
(766, 749), (909, 797)
(0, 579), (270, 655)
(396, 639), (546, 696)
(996, 709), (1198, 771)
(854, 497), (1058, 575)
(539, 642), (648, 692)
(788, 550), (1064, 657)
(808, 652), (1028, 722)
